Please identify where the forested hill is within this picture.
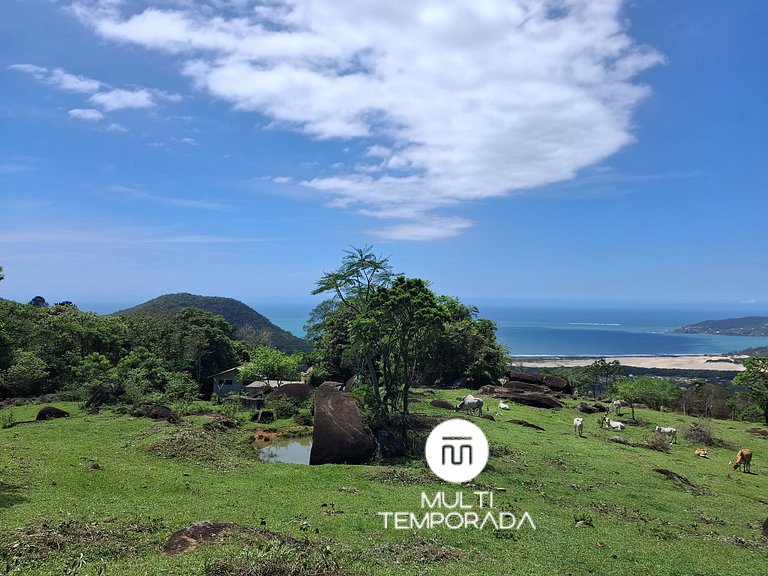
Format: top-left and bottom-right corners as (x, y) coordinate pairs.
(114, 293), (311, 353)
(675, 316), (768, 337)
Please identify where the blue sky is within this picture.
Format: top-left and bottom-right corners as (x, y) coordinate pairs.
(1, 0), (766, 312)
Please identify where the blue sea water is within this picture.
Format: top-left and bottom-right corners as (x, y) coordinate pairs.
(253, 302), (768, 357)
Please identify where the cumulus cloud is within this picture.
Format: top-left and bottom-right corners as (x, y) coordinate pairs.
(89, 88), (156, 110)
(70, 0), (662, 240)
(68, 108), (105, 121)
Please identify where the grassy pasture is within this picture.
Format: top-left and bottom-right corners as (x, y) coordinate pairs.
(0, 393), (766, 576)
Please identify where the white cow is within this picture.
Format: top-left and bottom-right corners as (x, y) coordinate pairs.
(495, 400), (510, 418)
(655, 426), (677, 444)
(456, 395), (484, 416)
(602, 414), (625, 430)
(611, 399), (627, 416)
(573, 417), (584, 437)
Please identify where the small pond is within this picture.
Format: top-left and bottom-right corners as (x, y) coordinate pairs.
(258, 435), (313, 464)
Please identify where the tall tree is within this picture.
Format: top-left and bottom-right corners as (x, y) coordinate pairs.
(734, 357), (768, 424)
(309, 246), (508, 416)
(311, 246), (394, 406)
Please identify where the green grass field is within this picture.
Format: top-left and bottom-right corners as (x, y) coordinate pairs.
(1, 393), (766, 576)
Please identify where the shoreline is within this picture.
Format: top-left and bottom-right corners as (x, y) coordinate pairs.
(513, 354), (747, 372)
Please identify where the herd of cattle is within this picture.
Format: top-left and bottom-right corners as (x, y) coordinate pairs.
(453, 394), (754, 474)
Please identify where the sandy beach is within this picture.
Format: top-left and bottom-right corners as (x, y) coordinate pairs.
(516, 355), (747, 372)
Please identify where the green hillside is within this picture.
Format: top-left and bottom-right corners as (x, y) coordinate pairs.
(1, 395), (765, 576)
(114, 293), (311, 353)
(676, 316), (768, 337)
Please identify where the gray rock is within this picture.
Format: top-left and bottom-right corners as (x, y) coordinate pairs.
(310, 384), (375, 465)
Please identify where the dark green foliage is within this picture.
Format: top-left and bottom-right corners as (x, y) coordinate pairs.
(0, 299), (243, 404)
(676, 315), (768, 337)
(308, 246), (508, 415)
(733, 356), (768, 423)
(115, 293), (311, 353)
(240, 347), (301, 384)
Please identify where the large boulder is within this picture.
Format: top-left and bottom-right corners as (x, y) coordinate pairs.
(310, 384), (375, 465)
(85, 385), (123, 408)
(503, 392), (564, 409)
(146, 405), (179, 423)
(36, 406), (69, 421)
(504, 381), (552, 394)
(271, 383), (313, 404)
(430, 399), (455, 410)
(505, 371), (572, 394)
(476, 386), (563, 409)
(576, 403), (600, 414)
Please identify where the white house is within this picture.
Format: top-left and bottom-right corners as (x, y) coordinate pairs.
(210, 366), (244, 398)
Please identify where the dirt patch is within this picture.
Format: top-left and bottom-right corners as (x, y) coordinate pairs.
(144, 423), (258, 469)
(0, 517), (165, 571)
(746, 428), (768, 439)
(163, 520), (236, 556)
(507, 419), (545, 431)
(364, 535), (463, 565)
(367, 467), (433, 486)
(653, 468), (706, 494)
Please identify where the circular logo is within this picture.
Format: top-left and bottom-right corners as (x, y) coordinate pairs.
(425, 419), (489, 484)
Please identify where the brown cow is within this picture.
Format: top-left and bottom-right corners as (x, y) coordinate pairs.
(729, 448), (752, 473)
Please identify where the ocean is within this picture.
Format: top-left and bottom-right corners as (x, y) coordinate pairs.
(254, 303), (768, 357)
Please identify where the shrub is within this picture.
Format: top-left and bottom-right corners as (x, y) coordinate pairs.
(682, 422), (730, 447)
(266, 396), (299, 420)
(293, 411), (313, 426)
(642, 432), (672, 453)
(1, 410), (15, 429)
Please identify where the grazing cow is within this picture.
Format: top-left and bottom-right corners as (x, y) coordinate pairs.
(611, 399), (627, 416)
(730, 448), (752, 473)
(655, 426), (678, 444)
(694, 448), (709, 458)
(573, 417), (584, 437)
(455, 395), (484, 416)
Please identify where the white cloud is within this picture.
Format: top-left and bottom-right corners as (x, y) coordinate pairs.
(9, 64), (102, 92)
(68, 108), (105, 121)
(89, 88), (155, 110)
(71, 0), (663, 240)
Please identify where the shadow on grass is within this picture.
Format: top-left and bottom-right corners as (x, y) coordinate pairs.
(0, 481), (29, 509)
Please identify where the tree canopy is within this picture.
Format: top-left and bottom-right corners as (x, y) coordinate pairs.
(733, 356), (768, 424)
(308, 246), (508, 417)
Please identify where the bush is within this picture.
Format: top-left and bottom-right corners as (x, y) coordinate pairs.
(1, 410), (15, 429)
(266, 395), (300, 420)
(682, 422), (729, 447)
(293, 411), (313, 426)
(641, 432), (671, 453)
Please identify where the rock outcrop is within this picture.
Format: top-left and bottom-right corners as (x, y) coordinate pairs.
(309, 383), (375, 465)
(36, 406), (69, 421)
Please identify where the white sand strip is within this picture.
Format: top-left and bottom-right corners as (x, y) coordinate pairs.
(515, 355), (747, 372)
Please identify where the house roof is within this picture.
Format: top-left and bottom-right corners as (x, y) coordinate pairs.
(245, 379), (303, 389)
(209, 366), (243, 379)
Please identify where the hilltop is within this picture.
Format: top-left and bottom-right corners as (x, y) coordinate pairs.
(114, 293), (312, 353)
(675, 315), (768, 337)
(0, 395), (765, 575)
